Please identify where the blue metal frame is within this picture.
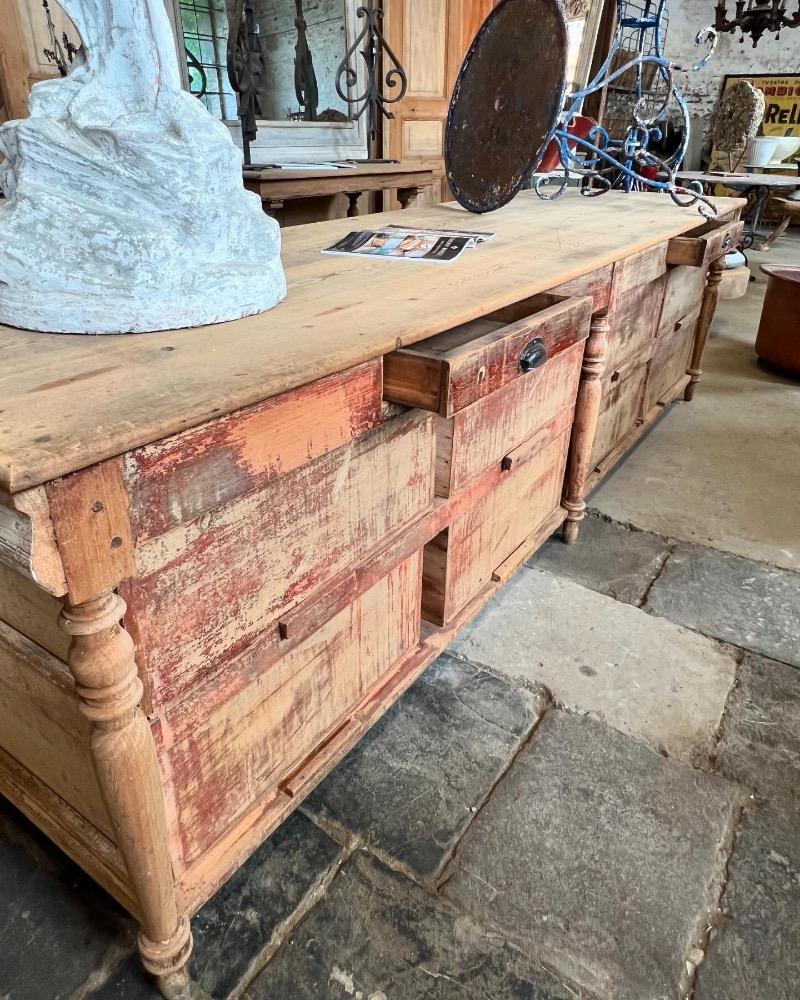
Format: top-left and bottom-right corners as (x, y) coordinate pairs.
(533, 0), (719, 217)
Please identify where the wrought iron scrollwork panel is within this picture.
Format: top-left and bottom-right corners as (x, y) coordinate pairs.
(336, 0), (408, 141)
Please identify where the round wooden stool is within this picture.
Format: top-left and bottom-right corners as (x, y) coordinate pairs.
(755, 265), (800, 378)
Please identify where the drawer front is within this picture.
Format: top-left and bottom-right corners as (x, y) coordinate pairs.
(125, 360), (384, 542)
(0, 620), (113, 840)
(123, 409), (435, 707)
(423, 423), (571, 626)
(658, 266), (706, 337)
(550, 264), (613, 313)
(438, 339), (584, 497)
(606, 276), (666, 372)
(646, 312), (698, 410)
(610, 244), (668, 307)
(666, 220), (744, 267)
(0, 561), (67, 659)
(591, 359), (648, 468)
(384, 294), (591, 417)
(161, 553), (422, 867)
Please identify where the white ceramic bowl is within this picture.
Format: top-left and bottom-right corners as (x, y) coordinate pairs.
(768, 136), (800, 163)
(747, 137), (779, 166)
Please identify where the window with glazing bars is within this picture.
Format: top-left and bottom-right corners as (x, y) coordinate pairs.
(180, 0), (237, 119)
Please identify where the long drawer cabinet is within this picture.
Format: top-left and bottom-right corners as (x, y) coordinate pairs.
(0, 192), (743, 997)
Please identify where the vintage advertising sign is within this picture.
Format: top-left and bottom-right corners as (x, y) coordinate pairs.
(721, 73), (800, 136)
(708, 73), (800, 176)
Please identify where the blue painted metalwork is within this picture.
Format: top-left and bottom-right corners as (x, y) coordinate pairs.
(533, 0), (719, 217)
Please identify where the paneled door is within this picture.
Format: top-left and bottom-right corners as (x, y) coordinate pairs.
(382, 0), (496, 207)
(0, 0), (32, 121)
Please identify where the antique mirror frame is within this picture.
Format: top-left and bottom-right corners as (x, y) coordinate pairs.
(167, 0), (370, 162)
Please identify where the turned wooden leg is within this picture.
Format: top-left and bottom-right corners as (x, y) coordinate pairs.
(562, 313), (609, 544)
(397, 186), (421, 209)
(346, 191), (362, 217)
(685, 256), (725, 402)
(262, 198), (283, 221)
(60, 593), (192, 1000)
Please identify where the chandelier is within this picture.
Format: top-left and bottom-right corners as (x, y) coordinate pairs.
(714, 0), (800, 47)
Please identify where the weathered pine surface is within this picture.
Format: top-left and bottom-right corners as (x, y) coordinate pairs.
(0, 190), (743, 493)
(0, 192), (746, 998)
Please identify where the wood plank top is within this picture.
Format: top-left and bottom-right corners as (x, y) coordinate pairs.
(0, 189), (743, 492)
(242, 161), (438, 181)
(677, 170), (799, 189)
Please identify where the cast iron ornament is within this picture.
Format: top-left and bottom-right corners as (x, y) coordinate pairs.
(336, 0), (408, 142)
(445, 0), (719, 218)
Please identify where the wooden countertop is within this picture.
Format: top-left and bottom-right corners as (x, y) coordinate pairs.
(242, 160), (438, 202)
(0, 189), (744, 492)
(677, 170), (799, 189)
(242, 161), (438, 181)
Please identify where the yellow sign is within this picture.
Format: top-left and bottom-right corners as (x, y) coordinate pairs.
(709, 74), (800, 177)
(722, 74), (800, 136)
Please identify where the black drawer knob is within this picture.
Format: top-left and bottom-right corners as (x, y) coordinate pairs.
(519, 338), (548, 373)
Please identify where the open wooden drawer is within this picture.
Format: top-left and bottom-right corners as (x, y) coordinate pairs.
(666, 219), (744, 267)
(383, 293), (592, 418)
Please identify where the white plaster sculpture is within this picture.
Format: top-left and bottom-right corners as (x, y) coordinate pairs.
(0, 0), (286, 334)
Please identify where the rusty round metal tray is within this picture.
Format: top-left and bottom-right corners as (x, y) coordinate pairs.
(445, 0), (568, 214)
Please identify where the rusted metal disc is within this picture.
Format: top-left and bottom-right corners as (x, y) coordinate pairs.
(445, 0), (568, 214)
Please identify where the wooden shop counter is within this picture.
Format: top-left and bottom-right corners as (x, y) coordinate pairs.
(0, 190), (743, 997)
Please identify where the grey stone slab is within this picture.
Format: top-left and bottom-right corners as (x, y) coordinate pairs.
(644, 543), (800, 668)
(449, 568), (736, 763)
(716, 653), (800, 800)
(248, 850), (585, 1000)
(442, 711), (743, 1000)
(303, 654), (546, 882)
(0, 798), (133, 1000)
(80, 956), (162, 1000)
(527, 514), (670, 605)
(88, 812), (343, 1000)
(589, 234), (800, 573)
(694, 800), (800, 1000)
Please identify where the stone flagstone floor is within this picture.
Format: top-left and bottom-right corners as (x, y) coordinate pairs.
(2, 236), (799, 1000)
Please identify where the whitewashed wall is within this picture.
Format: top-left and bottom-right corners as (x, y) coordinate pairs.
(665, 0), (800, 130)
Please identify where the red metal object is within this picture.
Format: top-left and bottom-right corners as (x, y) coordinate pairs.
(538, 115), (597, 173)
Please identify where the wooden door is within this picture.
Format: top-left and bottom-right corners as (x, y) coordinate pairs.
(0, 0), (32, 122)
(382, 0), (497, 207)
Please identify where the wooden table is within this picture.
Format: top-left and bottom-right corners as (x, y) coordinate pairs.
(677, 170), (799, 249)
(0, 190), (743, 998)
(243, 161), (437, 221)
